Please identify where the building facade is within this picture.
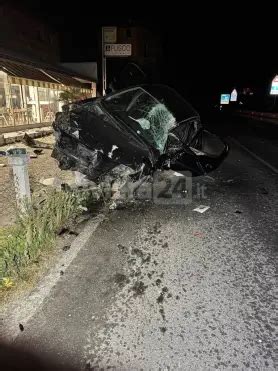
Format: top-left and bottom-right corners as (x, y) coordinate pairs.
(0, 3), (59, 64)
(0, 3), (96, 129)
(0, 57), (95, 128)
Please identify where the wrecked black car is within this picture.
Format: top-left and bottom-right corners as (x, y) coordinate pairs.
(52, 85), (228, 181)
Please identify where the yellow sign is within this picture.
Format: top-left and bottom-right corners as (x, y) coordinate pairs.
(103, 27), (117, 43)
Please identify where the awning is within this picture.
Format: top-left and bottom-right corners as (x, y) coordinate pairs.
(0, 57), (92, 89)
(0, 59), (51, 82)
(42, 69), (90, 88)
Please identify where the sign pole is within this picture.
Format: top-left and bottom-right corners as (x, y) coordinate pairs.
(102, 27), (130, 95)
(102, 27), (107, 96)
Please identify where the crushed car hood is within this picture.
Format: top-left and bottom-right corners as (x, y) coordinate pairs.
(52, 85), (228, 181)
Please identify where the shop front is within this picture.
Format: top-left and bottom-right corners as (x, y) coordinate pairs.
(0, 58), (95, 128)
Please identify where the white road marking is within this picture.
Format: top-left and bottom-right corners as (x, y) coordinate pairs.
(229, 137), (278, 174)
(0, 213), (105, 343)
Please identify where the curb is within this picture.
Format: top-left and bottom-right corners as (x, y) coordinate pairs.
(0, 213), (106, 343)
(1, 127), (53, 146)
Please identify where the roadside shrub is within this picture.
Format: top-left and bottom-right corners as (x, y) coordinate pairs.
(0, 190), (87, 289)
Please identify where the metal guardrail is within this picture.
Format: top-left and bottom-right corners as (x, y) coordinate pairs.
(236, 110), (278, 124)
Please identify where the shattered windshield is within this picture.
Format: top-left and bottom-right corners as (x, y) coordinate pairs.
(145, 85), (199, 123)
(103, 87), (177, 153)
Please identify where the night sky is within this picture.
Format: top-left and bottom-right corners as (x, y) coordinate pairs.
(12, 1), (276, 107)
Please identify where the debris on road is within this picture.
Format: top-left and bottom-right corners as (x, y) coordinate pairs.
(109, 201), (117, 210)
(58, 227), (79, 236)
(193, 231), (205, 237)
(58, 227), (69, 236)
(69, 230), (79, 236)
(22, 133), (53, 149)
(258, 187), (268, 195)
(0, 134), (85, 228)
(173, 171), (184, 177)
(78, 206), (88, 212)
(74, 171), (94, 187)
(33, 149), (44, 155)
(39, 177), (62, 188)
(193, 205), (210, 213)
(235, 210), (242, 214)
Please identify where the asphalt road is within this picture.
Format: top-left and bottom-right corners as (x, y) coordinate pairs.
(3, 122), (278, 370)
(205, 113), (278, 171)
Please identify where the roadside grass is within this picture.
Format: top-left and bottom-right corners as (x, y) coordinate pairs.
(0, 189), (88, 292)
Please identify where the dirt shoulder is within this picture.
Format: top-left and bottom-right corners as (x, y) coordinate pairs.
(0, 135), (76, 227)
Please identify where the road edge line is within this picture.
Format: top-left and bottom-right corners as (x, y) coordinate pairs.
(1, 213), (106, 343)
(229, 137), (278, 175)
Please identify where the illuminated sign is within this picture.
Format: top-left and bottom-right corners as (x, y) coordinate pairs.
(104, 44), (132, 57)
(270, 75), (278, 95)
(220, 94), (230, 104)
(230, 89), (238, 101)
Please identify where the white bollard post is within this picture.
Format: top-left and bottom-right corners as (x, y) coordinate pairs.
(8, 148), (31, 210)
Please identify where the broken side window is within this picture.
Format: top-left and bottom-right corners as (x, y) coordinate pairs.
(146, 85), (199, 123)
(104, 88), (141, 112)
